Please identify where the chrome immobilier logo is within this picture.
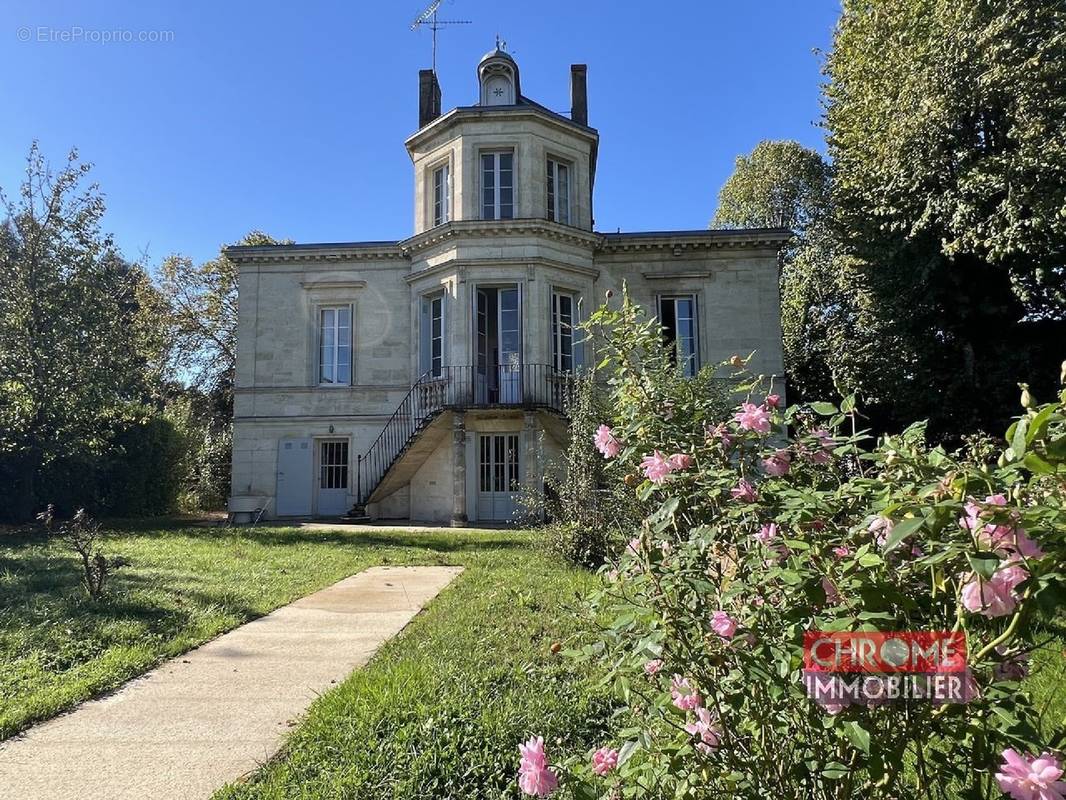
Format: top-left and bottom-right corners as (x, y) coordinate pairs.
(803, 631), (975, 707)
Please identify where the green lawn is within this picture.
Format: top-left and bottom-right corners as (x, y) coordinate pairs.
(0, 521), (613, 784)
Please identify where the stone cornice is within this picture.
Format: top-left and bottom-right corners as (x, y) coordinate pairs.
(598, 228), (791, 254)
(223, 227), (788, 266)
(405, 256), (599, 285)
(405, 105), (599, 152)
(225, 242), (404, 265)
(400, 218), (601, 256)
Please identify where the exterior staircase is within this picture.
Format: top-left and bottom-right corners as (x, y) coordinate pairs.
(353, 364), (575, 511)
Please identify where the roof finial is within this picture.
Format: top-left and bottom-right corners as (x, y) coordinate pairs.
(495, 33), (507, 51)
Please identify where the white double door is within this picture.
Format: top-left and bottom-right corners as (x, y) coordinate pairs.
(476, 286), (521, 404)
(476, 433), (520, 521)
(275, 438), (349, 517)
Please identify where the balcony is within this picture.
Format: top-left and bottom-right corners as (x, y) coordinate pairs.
(356, 364), (576, 506)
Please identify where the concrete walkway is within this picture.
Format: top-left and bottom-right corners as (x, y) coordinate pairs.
(0, 566), (463, 800)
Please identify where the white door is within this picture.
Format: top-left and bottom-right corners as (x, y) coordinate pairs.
(477, 433), (520, 520)
(498, 288), (521, 403)
(315, 439), (350, 517)
(276, 438), (312, 517)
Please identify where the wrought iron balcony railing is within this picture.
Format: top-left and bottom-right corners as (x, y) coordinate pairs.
(355, 363), (576, 506)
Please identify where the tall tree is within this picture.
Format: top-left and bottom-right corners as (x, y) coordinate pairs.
(712, 141), (853, 402)
(156, 231), (283, 403)
(712, 140), (830, 231)
(824, 0), (1066, 438)
(0, 144), (144, 518)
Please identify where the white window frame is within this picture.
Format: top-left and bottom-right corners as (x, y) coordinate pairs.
(481, 150), (515, 220)
(431, 162), (450, 227)
(420, 291), (445, 378)
(550, 289), (578, 373)
(658, 294), (699, 378)
(546, 158), (571, 225)
(318, 305), (352, 386)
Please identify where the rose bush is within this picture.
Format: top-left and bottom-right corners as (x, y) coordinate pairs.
(520, 291), (1065, 799)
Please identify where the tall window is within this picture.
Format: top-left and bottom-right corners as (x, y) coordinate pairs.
(481, 151), (514, 220)
(319, 306), (351, 385)
(420, 293), (444, 377)
(432, 164), (450, 226)
(546, 159), (570, 224)
(659, 295), (698, 377)
(551, 290), (576, 372)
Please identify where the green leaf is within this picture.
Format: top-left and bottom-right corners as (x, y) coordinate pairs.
(858, 552), (884, 567)
(821, 762), (849, 779)
(1012, 417), (1029, 459)
(844, 721), (871, 754)
(809, 402), (839, 416)
(968, 552), (1000, 580)
(882, 515), (924, 553)
(1027, 404), (1056, 444)
(1023, 451), (1055, 475)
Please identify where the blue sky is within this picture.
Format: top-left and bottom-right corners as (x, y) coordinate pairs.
(1, 1), (840, 266)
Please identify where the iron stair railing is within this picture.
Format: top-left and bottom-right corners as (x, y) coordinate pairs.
(355, 363), (576, 507)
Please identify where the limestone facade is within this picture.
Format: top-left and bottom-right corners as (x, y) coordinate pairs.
(227, 48), (788, 523)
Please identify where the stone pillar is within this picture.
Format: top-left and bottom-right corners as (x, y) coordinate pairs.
(451, 412), (467, 527)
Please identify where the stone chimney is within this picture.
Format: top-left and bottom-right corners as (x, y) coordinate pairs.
(418, 69), (442, 129)
(570, 64), (588, 126)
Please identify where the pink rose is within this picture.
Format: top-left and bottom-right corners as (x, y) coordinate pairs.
(754, 523), (778, 545)
(710, 610), (738, 639)
(668, 452), (694, 470)
(832, 545), (851, 559)
(822, 700), (847, 715)
(765, 393), (781, 408)
(683, 706), (722, 754)
(640, 450), (675, 484)
(761, 449), (791, 477)
(518, 736), (558, 797)
(643, 658), (663, 676)
(960, 495), (1044, 559)
(868, 516), (894, 548)
(706, 422), (734, 448)
(593, 424), (621, 459)
(733, 402), (771, 434)
(730, 479), (758, 503)
(995, 749), (1066, 800)
(961, 561), (1029, 617)
(591, 747), (619, 776)
(670, 674), (702, 711)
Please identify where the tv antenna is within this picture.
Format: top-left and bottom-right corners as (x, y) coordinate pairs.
(411, 0), (471, 73)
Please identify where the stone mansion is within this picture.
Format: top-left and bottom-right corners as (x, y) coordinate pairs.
(226, 47), (787, 524)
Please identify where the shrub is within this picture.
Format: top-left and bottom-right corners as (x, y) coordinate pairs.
(526, 372), (636, 568)
(527, 296), (1065, 799)
(530, 290), (733, 568)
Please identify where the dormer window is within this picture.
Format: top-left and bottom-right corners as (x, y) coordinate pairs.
(478, 47), (519, 106)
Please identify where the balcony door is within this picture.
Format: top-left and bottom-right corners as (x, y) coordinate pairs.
(475, 285), (521, 404)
